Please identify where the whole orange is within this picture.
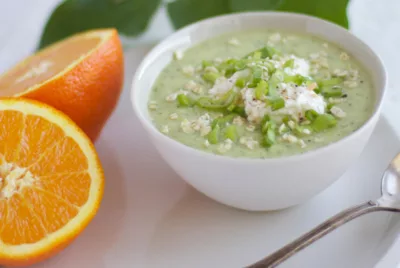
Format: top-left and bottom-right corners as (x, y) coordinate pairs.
(0, 29), (124, 141)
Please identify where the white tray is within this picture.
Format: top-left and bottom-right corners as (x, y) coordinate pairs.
(31, 46), (400, 268)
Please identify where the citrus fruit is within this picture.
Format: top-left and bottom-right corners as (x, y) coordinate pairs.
(0, 98), (104, 266)
(0, 28), (124, 141)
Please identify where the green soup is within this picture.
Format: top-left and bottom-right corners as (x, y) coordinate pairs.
(148, 30), (375, 158)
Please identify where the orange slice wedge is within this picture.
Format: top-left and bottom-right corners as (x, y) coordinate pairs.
(0, 98), (104, 266)
(0, 29), (124, 141)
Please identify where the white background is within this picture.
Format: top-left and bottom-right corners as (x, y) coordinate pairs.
(0, 0), (399, 267)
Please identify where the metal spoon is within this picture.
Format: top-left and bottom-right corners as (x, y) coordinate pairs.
(247, 153), (400, 268)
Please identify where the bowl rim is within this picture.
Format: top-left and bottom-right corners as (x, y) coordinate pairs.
(131, 11), (388, 163)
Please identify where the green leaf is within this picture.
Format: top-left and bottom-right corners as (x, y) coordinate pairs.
(38, 0), (161, 49)
(277, 0), (349, 28)
(168, 0), (349, 30)
(40, 0), (349, 51)
(167, 0), (230, 29)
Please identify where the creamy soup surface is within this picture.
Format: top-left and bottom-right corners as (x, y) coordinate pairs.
(148, 30), (375, 158)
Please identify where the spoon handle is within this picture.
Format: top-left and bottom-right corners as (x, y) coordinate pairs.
(247, 201), (382, 268)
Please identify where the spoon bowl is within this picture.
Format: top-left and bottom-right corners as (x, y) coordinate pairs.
(380, 153), (400, 206)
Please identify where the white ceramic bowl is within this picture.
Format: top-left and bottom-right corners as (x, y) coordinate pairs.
(131, 12), (387, 211)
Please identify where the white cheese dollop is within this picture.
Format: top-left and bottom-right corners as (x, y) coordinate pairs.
(241, 88), (268, 123)
(280, 55), (310, 77)
(274, 82), (326, 118)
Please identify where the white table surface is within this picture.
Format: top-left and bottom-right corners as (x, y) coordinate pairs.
(0, 1), (399, 267)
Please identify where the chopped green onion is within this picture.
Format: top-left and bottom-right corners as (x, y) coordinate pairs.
(196, 90), (236, 110)
(261, 118), (277, 147)
(177, 94), (191, 107)
(284, 74), (305, 85)
(262, 127), (276, 147)
(211, 114), (236, 128)
(311, 114), (337, 132)
(234, 60), (247, 70)
(216, 62), (230, 71)
(305, 110), (319, 121)
(261, 120), (276, 135)
(245, 48), (265, 59)
(261, 122), (268, 135)
(318, 77), (343, 87)
(211, 118), (219, 129)
(202, 60), (213, 68)
(322, 87), (343, 98)
(235, 77), (247, 88)
(232, 106), (246, 117)
(251, 66), (263, 84)
(197, 97), (225, 109)
(220, 89), (236, 103)
(261, 114), (271, 127)
(261, 46), (276, 58)
(202, 72), (220, 83)
(294, 125), (312, 136)
(227, 103), (236, 112)
(314, 87), (321, 94)
(282, 115), (291, 124)
(252, 51), (262, 59)
(223, 114), (237, 124)
(207, 125), (220, 144)
(247, 82), (257, 88)
(217, 58), (248, 76)
(270, 97), (285, 111)
(244, 46), (277, 60)
(326, 103), (335, 112)
(227, 93), (240, 111)
(224, 125), (238, 142)
(283, 59), (295, 68)
(259, 47), (272, 58)
(225, 67), (236, 78)
(255, 80), (268, 100)
(255, 89), (263, 101)
(264, 61), (276, 74)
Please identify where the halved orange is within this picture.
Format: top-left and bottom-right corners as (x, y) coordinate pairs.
(0, 28), (124, 141)
(0, 98), (104, 266)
